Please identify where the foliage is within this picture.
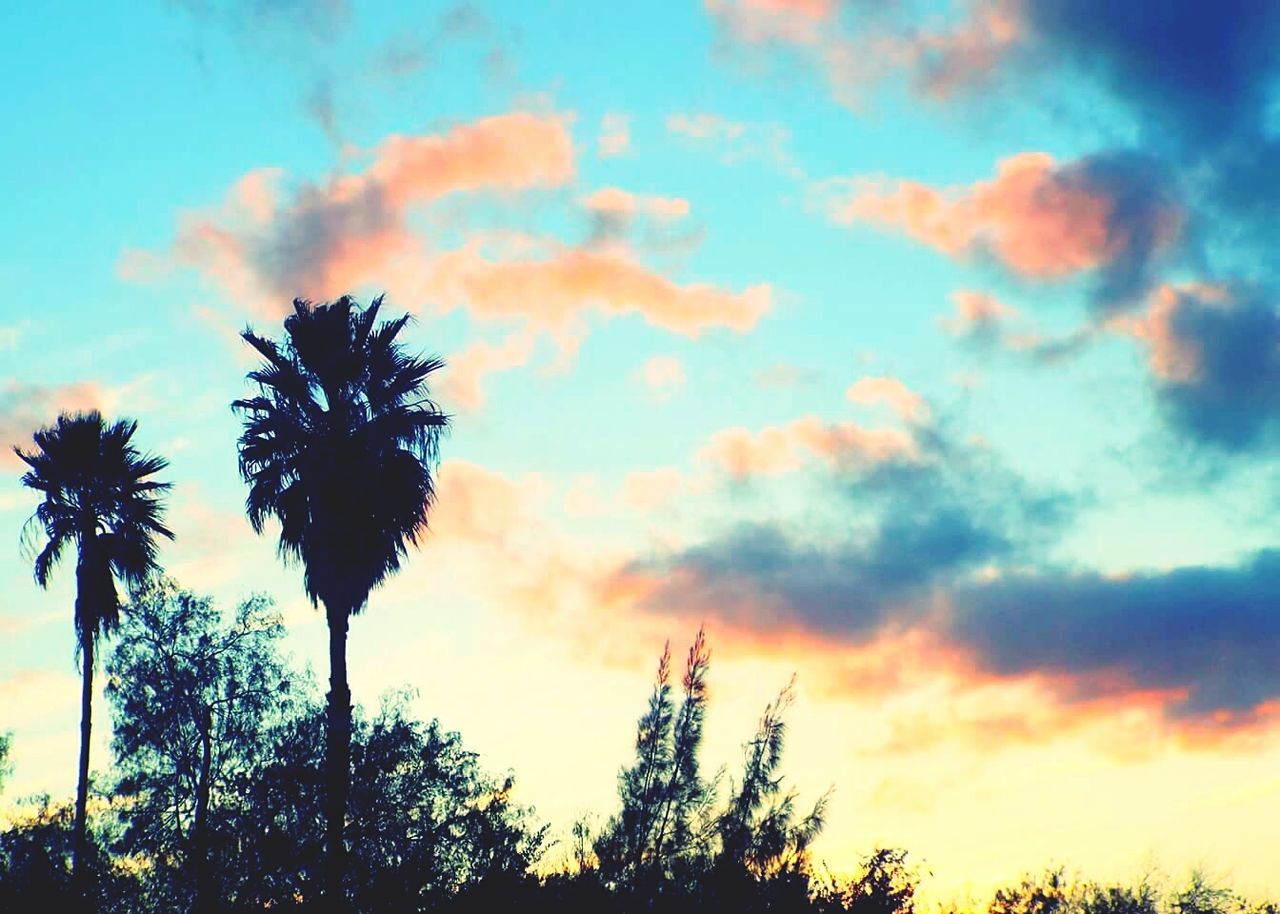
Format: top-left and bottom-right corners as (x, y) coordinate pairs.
(0, 731), (11, 794)
(105, 578), (292, 911)
(593, 630), (830, 909)
(595, 628), (715, 890)
(225, 693), (546, 914)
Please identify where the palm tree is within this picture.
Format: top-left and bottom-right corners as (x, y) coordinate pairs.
(233, 295), (448, 908)
(15, 411), (173, 889)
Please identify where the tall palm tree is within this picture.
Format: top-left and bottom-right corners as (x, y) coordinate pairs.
(15, 411), (173, 889)
(233, 295), (448, 908)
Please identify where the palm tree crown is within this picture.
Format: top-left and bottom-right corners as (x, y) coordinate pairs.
(232, 295), (449, 616)
(16, 410), (174, 642)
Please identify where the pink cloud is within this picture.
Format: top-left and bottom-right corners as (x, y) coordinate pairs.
(437, 331), (538, 412)
(666, 112), (796, 171)
(636, 354), (687, 394)
(817, 151), (1182, 281)
(940, 289), (1019, 336)
(0, 381), (113, 469)
(582, 187), (691, 221)
(123, 112), (575, 315)
(1111, 282), (1233, 383)
(699, 416), (917, 480)
(705, 0), (1024, 106)
(846, 376), (929, 423)
(427, 243), (771, 337)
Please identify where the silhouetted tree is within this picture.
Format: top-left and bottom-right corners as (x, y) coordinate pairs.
(0, 793), (142, 914)
(232, 295), (448, 909)
(813, 849), (920, 914)
(716, 676), (828, 881)
(596, 628), (715, 893)
(15, 411), (173, 896)
(0, 731), (11, 794)
(226, 693), (545, 913)
(105, 578), (292, 914)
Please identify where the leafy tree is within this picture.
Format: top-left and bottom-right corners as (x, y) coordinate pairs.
(227, 693), (545, 913)
(105, 578), (291, 914)
(233, 295), (448, 908)
(0, 794), (143, 914)
(14, 411), (173, 890)
(813, 849), (921, 914)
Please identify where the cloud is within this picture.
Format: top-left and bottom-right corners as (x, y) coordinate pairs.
(436, 331), (538, 412)
(124, 112), (576, 315)
(948, 550), (1280, 733)
(127, 113), (769, 359)
(697, 416), (918, 479)
(427, 243), (771, 337)
(597, 112), (632, 158)
(816, 151), (1182, 305)
(666, 112), (797, 172)
(581, 187), (694, 250)
(600, 387), (1280, 742)
(939, 290), (1019, 342)
(846, 376), (929, 423)
(1112, 283), (1280, 450)
(0, 381), (112, 469)
(1020, 1), (1280, 149)
(582, 187), (691, 221)
(704, 0), (1024, 108)
(636, 355), (686, 395)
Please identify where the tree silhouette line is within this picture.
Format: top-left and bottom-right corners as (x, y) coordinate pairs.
(3, 296), (1276, 914)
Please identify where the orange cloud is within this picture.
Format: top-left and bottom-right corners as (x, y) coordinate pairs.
(582, 187), (691, 221)
(706, 0), (1023, 106)
(817, 151), (1182, 281)
(427, 244), (771, 337)
(437, 331), (538, 412)
(123, 112), (575, 315)
(636, 354), (687, 394)
(1111, 282), (1234, 383)
(698, 416), (917, 479)
(846, 376), (929, 423)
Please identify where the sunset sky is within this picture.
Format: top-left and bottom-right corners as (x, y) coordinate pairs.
(3, 0), (1279, 901)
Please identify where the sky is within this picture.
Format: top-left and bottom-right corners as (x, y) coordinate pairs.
(2, 0), (1279, 902)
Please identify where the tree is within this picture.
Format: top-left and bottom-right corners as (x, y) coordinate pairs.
(226, 693), (546, 914)
(15, 411), (173, 894)
(595, 628), (715, 891)
(105, 578), (292, 914)
(0, 731), (11, 795)
(232, 295), (448, 908)
(716, 676), (828, 881)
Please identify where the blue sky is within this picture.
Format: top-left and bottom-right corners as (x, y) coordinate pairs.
(2, 0), (1279, 900)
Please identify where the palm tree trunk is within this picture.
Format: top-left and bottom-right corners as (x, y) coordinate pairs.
(73, 623), (93, 903)
(324, 606), (351, 912)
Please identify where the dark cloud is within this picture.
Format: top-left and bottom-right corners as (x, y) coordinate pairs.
(1141, 284), (1280, 451)
(950, 549), (1280, 720)
(628, 423), (1072, 641)
(1024, 1), (1280, 147)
